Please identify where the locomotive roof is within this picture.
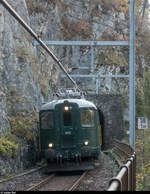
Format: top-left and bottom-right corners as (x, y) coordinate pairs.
(40, 98), (97, 110)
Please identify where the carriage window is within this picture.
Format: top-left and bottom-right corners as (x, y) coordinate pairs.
(63, 107), (72, 126)
(81, 109), (94, 127)
(40, 111), (54, 129)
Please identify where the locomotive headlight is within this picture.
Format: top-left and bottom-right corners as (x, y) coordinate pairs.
(84, 141), (89, 146)
(48, 143), (53, 148)
(64, 106), (69, 111)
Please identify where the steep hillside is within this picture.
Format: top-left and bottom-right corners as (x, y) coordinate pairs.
(0, 0), (150, 175)
(0, 0), (59, 173)
(0, 0), (59, 136)
(27, 0), (130, 93)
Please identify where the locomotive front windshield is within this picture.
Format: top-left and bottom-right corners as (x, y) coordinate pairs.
(80, 109), (95, 127)
(63, 106), (72, 126)
(40, 111), (54, 129)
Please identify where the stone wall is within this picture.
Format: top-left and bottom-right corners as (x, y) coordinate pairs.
(87, 94), (124, 149)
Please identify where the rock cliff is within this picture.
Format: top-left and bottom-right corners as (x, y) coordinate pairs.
(0, 0), (148, 173)
(0, 0), (60, 135)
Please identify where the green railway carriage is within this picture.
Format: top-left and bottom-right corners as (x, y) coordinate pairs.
(39, 98), (102, 171)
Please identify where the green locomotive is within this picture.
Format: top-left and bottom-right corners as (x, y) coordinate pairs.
(39, 97), (102, 171)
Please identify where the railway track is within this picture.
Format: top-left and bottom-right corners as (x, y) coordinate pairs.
(0, 164), (47, 191)
(108, 139), (136, 191)
(0, 164), (46, 183)
(27, 171), (88, 191)
(0, 140), (135, 191)
(111, 139), (135, 164)
(27, 144), (130, 191)
(69, 171), (88, 191)
(27, 174), (55, 191)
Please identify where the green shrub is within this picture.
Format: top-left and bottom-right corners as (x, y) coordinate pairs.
(136, 88), (146, 117)
(0, 137), (18, 157)
(8, 115), (35, 143)
(143, 72), (150, 118)
(136, 72), (150, 119)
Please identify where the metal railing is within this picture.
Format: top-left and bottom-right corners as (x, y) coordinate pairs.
(108, 140), (136, 191)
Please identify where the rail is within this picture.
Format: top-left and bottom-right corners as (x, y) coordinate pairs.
(107, 139), (136, 191)
(69, 171), (88, 191)
(27, 174), (55, 191)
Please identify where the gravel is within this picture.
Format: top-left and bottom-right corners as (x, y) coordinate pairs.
(0, 167), (48, 191)
(0, 152), (118, 191)
(76, 152), (118, 191)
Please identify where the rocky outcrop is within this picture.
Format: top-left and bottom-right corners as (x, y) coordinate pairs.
(27, 0), (129, 93)
(0, 91), (10, 134)
(0, 0), (59, 174)
(0, 0), (132, 174)
(0, 0), (130, 135)
(0, 0), (60, 135)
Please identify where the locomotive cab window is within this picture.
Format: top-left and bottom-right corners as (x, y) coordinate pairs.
(40, 111), (54, 129)
(80, 109), (94, 127)
(63, 106), (72, 126)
